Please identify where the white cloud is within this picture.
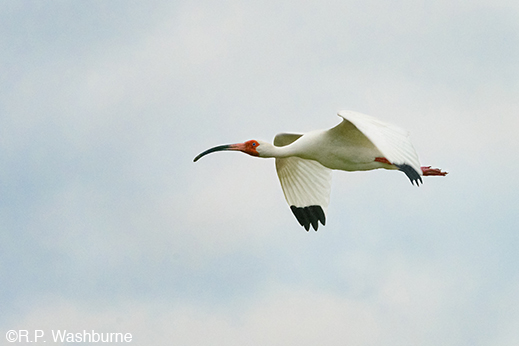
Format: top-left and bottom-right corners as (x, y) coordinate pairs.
(13, 270), (519, 346)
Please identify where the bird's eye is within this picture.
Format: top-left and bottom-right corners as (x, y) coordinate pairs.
(252, 142), (257, 146)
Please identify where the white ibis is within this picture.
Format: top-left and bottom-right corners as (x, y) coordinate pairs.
(194, 110), (447, 231)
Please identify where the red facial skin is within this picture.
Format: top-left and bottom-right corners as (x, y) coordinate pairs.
(232, 140), (260, 157)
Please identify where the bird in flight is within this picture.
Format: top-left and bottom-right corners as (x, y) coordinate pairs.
(194, 110), (447, 231)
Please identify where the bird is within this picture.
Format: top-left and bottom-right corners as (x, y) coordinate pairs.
(193, 110), (447, 231)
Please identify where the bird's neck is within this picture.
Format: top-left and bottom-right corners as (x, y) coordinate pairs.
(259, 142), (299, 159)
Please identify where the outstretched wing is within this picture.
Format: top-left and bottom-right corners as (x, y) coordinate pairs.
(274, 133), (332, 231)
(337, 110), (422, 185)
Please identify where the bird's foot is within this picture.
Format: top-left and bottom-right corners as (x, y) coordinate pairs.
(421, 166), (448, 176)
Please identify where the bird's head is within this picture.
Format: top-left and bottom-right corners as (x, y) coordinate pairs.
(194, 140), (272, 162)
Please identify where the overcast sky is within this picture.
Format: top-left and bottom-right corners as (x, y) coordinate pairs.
(1, 1), (519, 345)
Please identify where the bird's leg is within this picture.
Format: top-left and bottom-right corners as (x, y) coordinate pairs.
(421, 166), (448, 176)
(374, 157), (392, 165)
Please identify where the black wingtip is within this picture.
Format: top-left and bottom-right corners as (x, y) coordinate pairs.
(395, 164), (423, 186)
(290, 205), (326, 231)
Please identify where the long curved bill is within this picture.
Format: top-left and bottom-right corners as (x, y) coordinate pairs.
(193, 144), (240, 162)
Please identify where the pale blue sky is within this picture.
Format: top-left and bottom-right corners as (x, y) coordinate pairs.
(1, 1), (519, 345)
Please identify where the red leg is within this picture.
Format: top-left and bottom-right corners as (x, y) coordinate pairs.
(376, 157), (448, 180)
(374, 157), (392, 165)
(421, 166), (448, 176)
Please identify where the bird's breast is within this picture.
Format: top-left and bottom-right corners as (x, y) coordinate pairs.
(288, 130), (389, 172)
(301, 142), (387, 172)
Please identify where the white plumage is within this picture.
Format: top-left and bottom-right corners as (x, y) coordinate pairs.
(194, 110), (447, 231)
(337, 110), (421, 174)
(276, 155), (332, 211)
